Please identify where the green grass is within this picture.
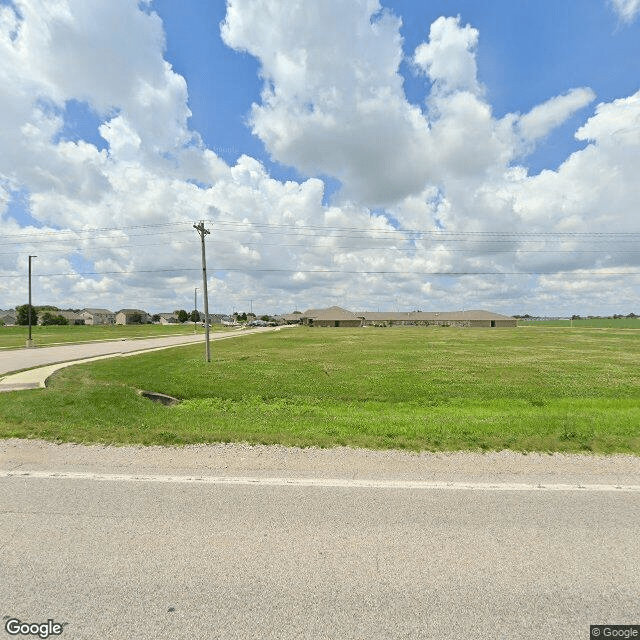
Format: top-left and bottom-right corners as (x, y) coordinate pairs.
(1, 326), (639, 454)
(0, 323), (219, 349)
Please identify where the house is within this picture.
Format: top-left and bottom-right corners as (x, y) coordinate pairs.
(277, 313), (304, 325)
(300, 306), (364, 327)
(81, 308), (116, 325)
(0, 310), (16, 325)
(58, 311), (85, 325)
(115, 309), (151, 325)
(157, 313), (179, 325)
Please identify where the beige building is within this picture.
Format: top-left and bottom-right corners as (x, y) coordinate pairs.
(296, 307), (517, 328)
(81, 308), (116, 325)
(359, 310), (517, 328)
(300, 307), (364, 327)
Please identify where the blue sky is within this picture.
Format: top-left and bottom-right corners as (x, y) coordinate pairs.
(1, 0), (639, 315)
(152, 0), (640, 175)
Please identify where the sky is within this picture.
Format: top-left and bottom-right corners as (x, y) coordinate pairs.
(1, 0), (639, 317)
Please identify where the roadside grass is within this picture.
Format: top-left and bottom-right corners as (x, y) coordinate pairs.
(0, 327), (638, 454)
(0, 323), (221, 349)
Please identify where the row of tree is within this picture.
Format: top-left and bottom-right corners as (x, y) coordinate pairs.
(514, 313), (638, 319)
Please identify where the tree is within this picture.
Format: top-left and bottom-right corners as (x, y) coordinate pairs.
(16, 304), (38, 326)
(189, 310), (200, 322)
(152, 314), (161, 323)
(176, 309), (188, 323)
(40, 312), (68, 326)
(129, 313), (143, 324)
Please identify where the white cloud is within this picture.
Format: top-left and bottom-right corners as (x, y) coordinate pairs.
(610, 0), (640, 23)
(413, 16), (480, 94)
(221, 0), (433, 207)
(0, 1), (638, 316)
(517, 88), (596, 142)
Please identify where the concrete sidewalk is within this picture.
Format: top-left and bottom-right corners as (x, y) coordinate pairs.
(0, 326), (291, 392)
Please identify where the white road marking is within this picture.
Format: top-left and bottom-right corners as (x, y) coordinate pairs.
(1, 470), (638, 492)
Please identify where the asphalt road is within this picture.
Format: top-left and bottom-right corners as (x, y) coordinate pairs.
(1, 441), (639, 640)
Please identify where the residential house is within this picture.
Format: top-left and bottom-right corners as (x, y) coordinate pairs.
(58, 311), (85, 325)
(157, 313), (179, 325)
(0, 310), (17, 325)
(81, 308), (116, 325)
(115, 309), (151, 325)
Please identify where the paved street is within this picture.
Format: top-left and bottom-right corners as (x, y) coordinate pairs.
(0, 327), (284, 377)
(1, 441), (639, 640)
(0, 327), (291, 390)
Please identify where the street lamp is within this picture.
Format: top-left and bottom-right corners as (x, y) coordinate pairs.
(27, 255), (37, 348)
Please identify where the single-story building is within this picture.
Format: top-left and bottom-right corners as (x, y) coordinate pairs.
(358, 310), (517, 328)
(276, 313), (304, 325)
(81, 308), (116, 325)
(300, 306), (364, 327)
(293, 307), (517, 328)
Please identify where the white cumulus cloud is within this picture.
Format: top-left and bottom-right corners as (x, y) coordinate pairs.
(0, 0), (638, 316)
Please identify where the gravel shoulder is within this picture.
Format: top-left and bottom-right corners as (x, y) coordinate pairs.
(1, 438), (639, 486)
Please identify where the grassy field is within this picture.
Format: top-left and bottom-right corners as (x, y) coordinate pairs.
(0, 326), (638, 454)
(0, 323), (216, 349)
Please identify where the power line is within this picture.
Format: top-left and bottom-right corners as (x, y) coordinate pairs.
(0, 268), (638, 279)
(2, 218), (640, 242)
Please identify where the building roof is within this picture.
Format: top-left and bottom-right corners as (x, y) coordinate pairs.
(57, 311), (82, 320)
(82, 308), (114, 315)
(302, 306), (364, 321)
(116, 309), (148, 315)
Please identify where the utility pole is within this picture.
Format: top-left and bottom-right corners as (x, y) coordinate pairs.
(27, 255), (37, 348)
(193, 222), (210, 362)
(194, 287), (198, 334)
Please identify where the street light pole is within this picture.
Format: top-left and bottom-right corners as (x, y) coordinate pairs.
(27, 255), (37, 348)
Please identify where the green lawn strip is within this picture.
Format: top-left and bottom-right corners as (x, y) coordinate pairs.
(0, 327), (638, 453)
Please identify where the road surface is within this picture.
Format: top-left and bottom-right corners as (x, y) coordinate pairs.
(1, 440), (639, 640)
